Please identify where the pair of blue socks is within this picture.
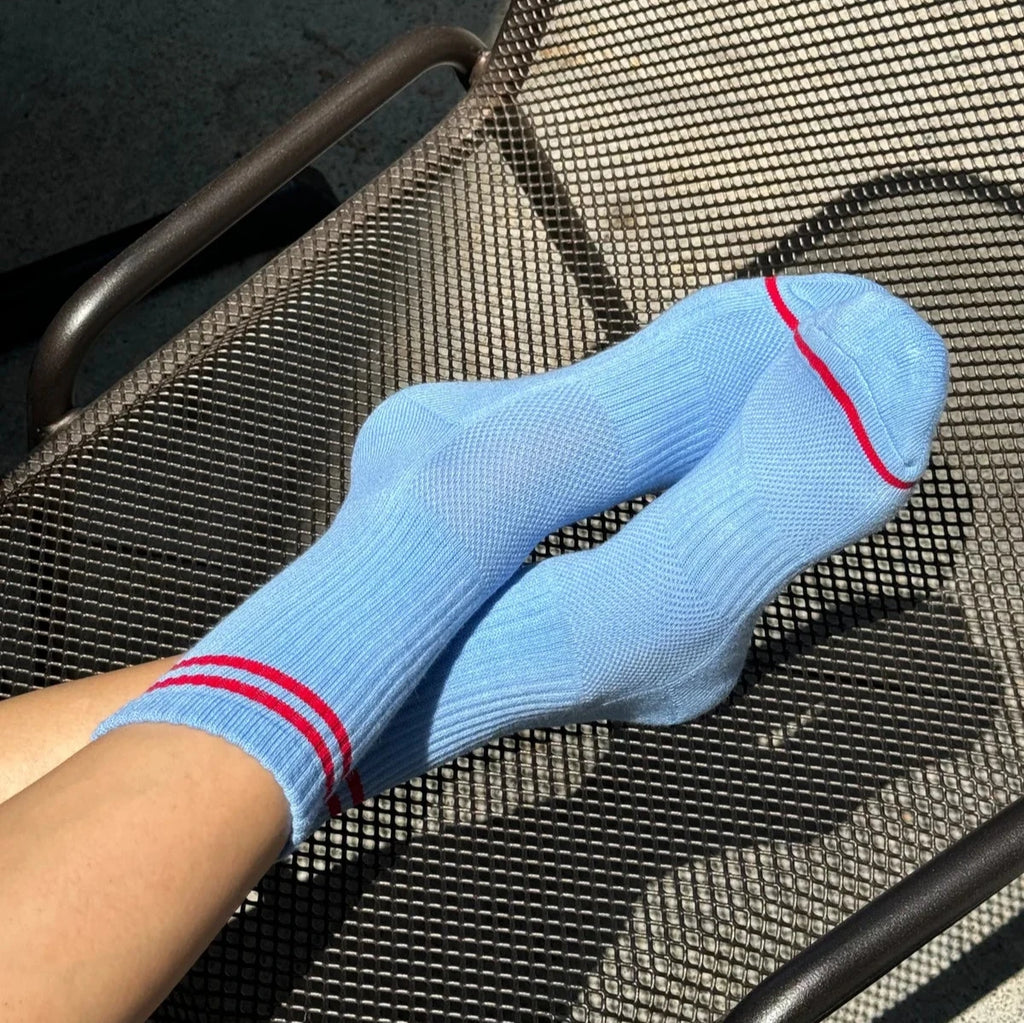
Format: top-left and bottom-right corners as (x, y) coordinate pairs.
(97, 273), (948, 848)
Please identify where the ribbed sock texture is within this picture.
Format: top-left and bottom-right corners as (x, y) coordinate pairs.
(336, 275), (949, 808)
(94, 273), (910, 846)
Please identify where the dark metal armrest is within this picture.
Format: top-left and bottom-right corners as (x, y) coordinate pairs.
(724, 794), (1024, 1023)
(28, 25), (486, 444)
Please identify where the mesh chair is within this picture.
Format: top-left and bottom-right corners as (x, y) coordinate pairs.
(3, 1), (1024, 1019)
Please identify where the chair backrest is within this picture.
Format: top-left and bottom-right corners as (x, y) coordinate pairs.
(2, 1), (1022, 1019)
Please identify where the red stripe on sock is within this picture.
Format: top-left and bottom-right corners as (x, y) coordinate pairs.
(345, 770), (365, 807)
(148, 673), (338, 809)
(764, 276), (914, 490)
(176, 654), (354, 775)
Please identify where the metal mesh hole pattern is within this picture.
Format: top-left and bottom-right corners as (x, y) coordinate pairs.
(2, 1), (1023, 1019)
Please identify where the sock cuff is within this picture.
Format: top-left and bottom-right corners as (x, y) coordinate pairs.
(94, 655), (356, 848)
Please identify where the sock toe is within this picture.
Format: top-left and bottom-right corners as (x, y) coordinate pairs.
(796, 290), (948, 481)
(774, 271), (890, 315)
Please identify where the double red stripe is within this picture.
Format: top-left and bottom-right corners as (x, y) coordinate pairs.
(152, 654), (364, 815)
(764, 276), (914, 490)
(178, 654), (354, 775)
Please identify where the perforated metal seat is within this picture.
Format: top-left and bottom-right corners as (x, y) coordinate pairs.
(2, 2), (1023, 1019)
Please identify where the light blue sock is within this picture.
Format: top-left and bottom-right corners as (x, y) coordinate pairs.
(336, 276), (948, 808)
(344, 274), (874, 497)
(95, 274), (889, 847)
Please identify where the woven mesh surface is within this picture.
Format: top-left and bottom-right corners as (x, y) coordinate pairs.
(2, 1), (1024, 1019)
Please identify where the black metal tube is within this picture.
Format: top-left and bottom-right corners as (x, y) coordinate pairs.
(28, 25), (485, 443)
(723, 794), (1024, 1023)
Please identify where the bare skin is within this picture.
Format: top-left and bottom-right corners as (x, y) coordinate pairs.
(0, 665), (290, 1023)
(0, 658), (172, 805)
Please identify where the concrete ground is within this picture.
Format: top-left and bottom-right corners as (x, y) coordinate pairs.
(0, 2), (1021, 1020)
